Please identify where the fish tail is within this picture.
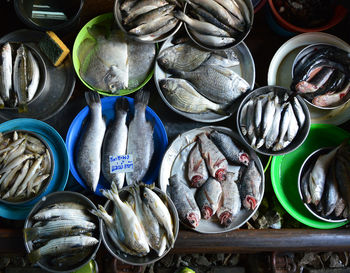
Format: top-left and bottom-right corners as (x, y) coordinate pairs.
(116, 97), (129, 113)
(27, 249), (40, 264)
(18, 102), (28, 113)
(84, 91), (100, 106)
(134, 89), (150, 106)
(23, 227), (38, 242)
(173, 10), (186, 21)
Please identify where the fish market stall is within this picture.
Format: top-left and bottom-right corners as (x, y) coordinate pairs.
(0, 0), (349, 272)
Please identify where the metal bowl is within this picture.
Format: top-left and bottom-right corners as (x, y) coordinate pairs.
(24, 191), (102, 273)
(183, 0), (254, 51)
(101, 185), (179, 266)
(236, 85), (311, 156)
(291, 43), (350, 110)
(1, 42), (47, 110)
(114, 0), (182, 43)
(0, 130), (54, 206)
(298, 147), (347, 223)
(154, 37), (255, 123)
(159, 126), (265, 234)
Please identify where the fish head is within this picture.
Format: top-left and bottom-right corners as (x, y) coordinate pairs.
(243, 195), (257, 210)
(157, 51), (174, 70)
(190, 175), (204, 188)
(239, 152), (250, 166)
(186, 212), (200, 228)
(104, 65), (127, 93)
(215, 169), (226, 182)
(202, 206), (213, 220)
(219, 211), (233, 227)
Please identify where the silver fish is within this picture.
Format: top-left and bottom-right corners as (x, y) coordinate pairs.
(159, 78), (226, 114)
(286, 104), (299, 143)
(265, 103), (281, 149)
(138, 18), (178, 40)
(261, 95), (277, 139)
(2, 160), (29, 199)
(23, 219), (96, 241)
(2, 139), (26, 166)
(214, 0), (244, 21)
(273, 103), (291, 151)
(51, 250), (92, 268)
(197, 132), (228, 181)
(300, 168), (312, 204)
(76, 92), (106, 192)
(33, 207), (93, 222)
(187, 142), (209, 188)
(291, 96), (305, 128)
(253, 97), (263, 136)
(13, 44), (28, 112)
(123, 0), (168, 25)
(0, 153), (33, 174)
(129, 15), (174, 36)
(239, 100), (248, 135)
(203, 53), (239, 68)
(0, 163), (22, 193)
(169, 174), (201, 228)
(27, 235), (99, 263)
(209, 130), (249, 166)
(245, 99), (255, 136)
(216, 172), (241, 226)
(102, 98), (128, 190)
(126, 90), (154, 185)
(239, 161), (261, 210)
(120, 0), (138, 11)
(173, 65), (250, 104)
(26, 49), (40, 102)
(0, 42), (12, 102)
(31, 174), (50, 194)
(233, 0), (251, 24)
(157, 43), (210, 72)
(190, 30), (236, 47)
(195, 177), (222, 220)
(323, 160), (340, 216)
(312, 82), (350, 107)
(175, 11), (231, 37)
(141, 187), (175, 247)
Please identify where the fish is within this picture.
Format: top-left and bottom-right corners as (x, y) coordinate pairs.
(2, 139), (27, 167)
(126, 90), (154, 185)
(214, 0), (244, 21)
(261, 95), (277, 139)
(265, 103), (281, 150)
(239, 161), (261, 210)
(239, 99), (248, 135)
(245, 99), (255, 136)
(187, 142), (208, 188)
(51, 250), (91, 267)
(79, 28), (128, 93)
(188, 0), (245, 32)
(312, 82), (350, 107)
(0, 42), (12, 102)
(216, 172), (241, 226)
(295, 66), (335, 94)
(253, 97), (263, 136)
(174, 11), (231, 37)
(300, 168), (312, 204)
(13, 44), (28, 112)
(123, 0), (168, 25)
(286, 105), (299, 143)
(291, 96), (306, 128)
(209, 130), (249, 166)
(127, 38), (156, 89)
(0, 153), (33, 174)
(31, 174), (50, 194)
(203, 53), (239, 68)
(172, 65), (250, 104)
(197, 132), (228, 181)
(309, 147), (339, 206)
(157, 43), (210, 72)
(190, 30), (236, 47)
(138, 18), (179, 41)
(27, 235), (99, 263)
(129, 15), (174, 36)
(159, 78), (227, 114)
(195, 177), (222, 220)
(141, 187), (175, 247)
(76, 92), (106, 192)
(125, 4), (175, 28)
(102, 183), (150, 255)
(322, 160), (341, 216)
(0, 163), (22, 193)
(2, 160), (29, 199)
(101, 98), (128, 190)
(33, 204), (93, 221)
(23, 219), (96, 241)
(273, 103), (291, 152)
(169, 174), (201, 228)
(26, 48), (40, 102)
(120, 0), (138, 11)
(233, 0), (251, 24)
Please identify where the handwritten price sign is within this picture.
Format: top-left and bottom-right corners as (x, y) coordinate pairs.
(109, 154), (134, 173)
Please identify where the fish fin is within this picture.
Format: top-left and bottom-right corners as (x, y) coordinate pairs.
(134, 89), (150, 106)
(27, 249), (40, 264)
(23, 227), (38, 242)
(84, 91), (100, 106)
(138, 181), (156, 189)
(116, 97), (129, 113)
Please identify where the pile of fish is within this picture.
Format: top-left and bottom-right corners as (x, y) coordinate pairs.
(177, 0), (251, 48)
(119, 0), (182, 41)
(93, 182), (175, 257)
(0, 131), (51, 202)
(300, 141), (350, 220)
(291, 45), (350, 108)
(169, 130), (262, 228)
(239, 90), (307, 152)
(76, 90), (154, 192)
(78, 23), (155, 93)
(0, 43), (41, 112)
(24, 202), (99, 267)
(158, 41), (250, 115)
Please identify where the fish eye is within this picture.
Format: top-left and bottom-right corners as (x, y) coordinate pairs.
(110, 84), (115, 90)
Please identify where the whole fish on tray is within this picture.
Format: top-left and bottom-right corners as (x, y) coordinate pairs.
(239, 161), (261, 210)
(187, 142), (209, 188)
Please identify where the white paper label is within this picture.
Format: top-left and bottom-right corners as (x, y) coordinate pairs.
(109, 154), (134, 174)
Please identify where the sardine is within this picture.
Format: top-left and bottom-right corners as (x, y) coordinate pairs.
(195, 177), (222, 220)
(0, 153), (33, 174)
(27, 235), (99, 263)
(265, 103), (281, 149)
(262, 95), (277, 139)
(214, 0), (244, 21)
(102, 98), (128, 189)
(159, 78), (226, 114)
(239, 161), (261, 210)
(204, 53), (239, 68)
(157, 43), (210, 72)
(245, 99), (255, 136)
(286, 105), (299, 143)
(216, 172), (241, 226)
(209, 130), (249, 166)
(139, 18), (179, 40)
(129, 15), (174, 36)
(126, 90), (154, 185)
(291, 97), (305, 128)
(26, 49), (40, 102)
(32, 207), (93, 222)
(13, 44), (28, 112)
(0, 42), (12, 102)
(197, 132), (228, 181)
(190, 30), (236, 47)
(173, 65), (249, 104)
(2, 139), (26, 167)
(76, 92), (106, 192)
(169, 174), (201, 228)
(239, 100), (248, 135)
(31, 174), (50, 194)
(123, 0), (168, 25)
(2, 160), (29, 199)
(0, 163), (22, 192)
(187, 142), (208, 188)
(120, 0), (138, 11)
(141, 187), (175, 247)
(273, 103), (291, 151)
(323, 160), (341, 216)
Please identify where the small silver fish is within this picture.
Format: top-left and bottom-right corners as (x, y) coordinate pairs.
(0, 42), (12, 102)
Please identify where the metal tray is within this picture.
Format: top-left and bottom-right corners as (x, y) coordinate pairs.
(159, 126), (264, 234)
